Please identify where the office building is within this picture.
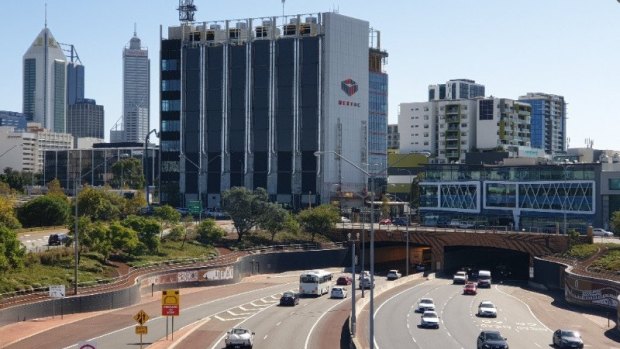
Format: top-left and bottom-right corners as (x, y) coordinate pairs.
(160, 12), (374, 208)
(476, 98), (531, 150)
(518, 93), (566, 155)
(428, 79), (485, 101)
(122, 30), (150, 143)
(387, 124), (399, 150)
(23, 27), (67, 132)
(67, 98), (104, 147)
(368, 42), (389, 180)
(0, 111), (27, 130)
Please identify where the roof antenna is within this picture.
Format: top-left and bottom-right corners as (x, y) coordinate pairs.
(134, 22), (137, 36)
(44, 1), (48, 28)
(282, 0), (285, 18)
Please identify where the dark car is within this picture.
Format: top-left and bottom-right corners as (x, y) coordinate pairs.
(552, 329), (583, 348)
(336, 276), (352, 285)
(392, 217), (408, 226)
(48, 233), (68, 246)
(477, 330), (508, 349)
(279, 291), (299, 306)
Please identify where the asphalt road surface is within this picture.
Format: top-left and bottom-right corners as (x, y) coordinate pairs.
(17, 228), (68, 252)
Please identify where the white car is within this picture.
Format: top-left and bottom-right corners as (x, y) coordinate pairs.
(593, 228), (614, 237)
(360, 277), (375, 289)
(453, 271), (468, 284)
(340, 216), (351, 223)
(358, 270), (370, 280)
(416, 298), (435, 313)
(331, 286), (348, 299)
(477, 301), (497, 318)
(225, 328), (255, 348)
(420, 310), (440, 328)
(387, 269), (402, 280)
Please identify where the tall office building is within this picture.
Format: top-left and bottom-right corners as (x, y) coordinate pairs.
(64, 44), (85, 106)
(368, 39), (389, 180)
(23, 27), (67, 132)
(123, 30), (150, 143)
(428, 79), (485, 101)
(387, 124), (399, 150)
(160, 11), (373, 208)
(67, 98), (105, 147)
(518, 93), (566, 155)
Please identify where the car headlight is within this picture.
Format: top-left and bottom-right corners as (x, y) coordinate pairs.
(483, 344), (491, 349)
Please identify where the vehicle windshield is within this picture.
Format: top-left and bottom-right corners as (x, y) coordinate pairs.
(420, 298), (433, 304)
(232, 329), (248, 335)
(282, 292), (294, 297)
(480, 302), (495, 308)
(485, 332), (503, 340)
(562, 330), (580, 337)
(423, 313), (437, 318)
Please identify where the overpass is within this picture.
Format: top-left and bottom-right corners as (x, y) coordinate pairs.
(330, 226), (583, 279)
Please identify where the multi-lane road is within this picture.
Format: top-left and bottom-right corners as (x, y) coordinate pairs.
(3, 270), (618, 349)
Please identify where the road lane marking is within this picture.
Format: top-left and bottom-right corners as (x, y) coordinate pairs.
(493, 284), (552, 332)
(303, 296), (350, 349)
(168, 317), (211, 349)
(263, 334), (268, 340)
(276, 321), (281, 326)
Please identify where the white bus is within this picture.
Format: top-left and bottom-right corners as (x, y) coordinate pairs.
(299, 270), (333, 296)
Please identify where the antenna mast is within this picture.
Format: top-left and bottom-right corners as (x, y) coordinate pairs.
(177, 0), (197, 23)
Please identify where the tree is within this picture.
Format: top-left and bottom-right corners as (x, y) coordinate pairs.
(123, 191), (146, 217)
(611, 210), (620, 234)
(76, 186), (123, 221)
(18, 194), (70, 227)
(297, 205), (340, 241)
(195, 219), (226, 245)
(111, 158), (145, 190)
(0, 225), (26, 273)
(122, 215), (161, 254)
(0, 195), (21, 229)
(222, 187), (269, 242)
(154, 205), (181, 225)
(108, 221), (140, 256)
(381, 195), (391, 219)
(0, 182), (13, 196)
(409, 172), (424, 218)
(0, 168), (35, 193)
(47, 178), (65, 196)
(259, 203), (289, 241)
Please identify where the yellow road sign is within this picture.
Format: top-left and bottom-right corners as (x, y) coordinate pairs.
(162, 289), (180, 306)
(135, 325), (148, 335)
(133, 310), (149, 325)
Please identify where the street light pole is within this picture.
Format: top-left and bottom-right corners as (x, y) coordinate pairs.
(144, 129), (159, 208)
(73, 177), (79, 295)
(348, 232), (359, 336)
(369, 176), (376, 349)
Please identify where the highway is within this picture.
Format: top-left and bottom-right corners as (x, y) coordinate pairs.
(17, 228), (68, 252)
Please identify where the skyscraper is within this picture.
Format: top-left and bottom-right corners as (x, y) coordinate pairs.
(23, 27), (67, 132)
(518, 93), (566, 155)
(428, 79), (485, 101)
(67, 98), (104, 147)
(368, 40), (389, 181)
(64, 44), (85, 106)
(160, 12), (373, 209)
(123, 30), (150, 143)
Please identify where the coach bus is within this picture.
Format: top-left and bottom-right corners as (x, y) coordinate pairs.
(299, 270), (333, 296)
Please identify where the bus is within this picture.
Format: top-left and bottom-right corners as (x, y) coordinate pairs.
(299, 270), (333, 296)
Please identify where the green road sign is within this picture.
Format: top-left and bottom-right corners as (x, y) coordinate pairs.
(188, 200), (202, 215)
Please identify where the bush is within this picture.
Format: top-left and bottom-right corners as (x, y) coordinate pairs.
(562, 244), (598, 260)
(196, 219), (226, 245)
(166, 225), (184, 241)
(18, 195), (70, 228)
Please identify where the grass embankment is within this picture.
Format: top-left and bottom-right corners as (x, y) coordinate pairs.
(561, 243), (599, 260)
(590, 244), (620, 272)
(0, 240), (217, 295)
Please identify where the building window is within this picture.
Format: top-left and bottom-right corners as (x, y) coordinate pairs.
(162, 59), (178, 71)
(161, 161), (180, 172)
(161, 140), (180, 152)
(161, 120), (180, 132)
(162, 100), (181, 112)
(610, 178), (620, 190)
(162, 80), (181, 91)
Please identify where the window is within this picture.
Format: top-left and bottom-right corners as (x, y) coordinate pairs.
(424, 124), (429, 129)
(162, 80), (181, 91)
(610, 178), (620, 190)
(162, 59), (178, 71)
(423, 142), (429, 146)
(161, 120), (180, 132)
(423, 132), (429, 137)
(161, 140), (180, 152)
(424, 115), (429, 120)
(162, 100), (181, 112)
(161, 161), (180, 172)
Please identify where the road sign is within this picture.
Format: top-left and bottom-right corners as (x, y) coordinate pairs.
(188, 200), (202, 215)
(133, 309), (149, 325)
(49, 285), (65, 298)
(162, 289), (180, 316)
(78, 341), (97, 349)
(135, 325), (148, 335)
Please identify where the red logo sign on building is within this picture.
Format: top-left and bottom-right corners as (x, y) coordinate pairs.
(341, 78), (358, 96)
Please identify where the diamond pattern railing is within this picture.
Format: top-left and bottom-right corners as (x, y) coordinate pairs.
(439, 183), (479, 211)
(518, 181), (594, 213)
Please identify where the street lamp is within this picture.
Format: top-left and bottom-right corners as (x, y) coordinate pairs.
(348, 232), (360, 336)
(144, 129), (159, 208)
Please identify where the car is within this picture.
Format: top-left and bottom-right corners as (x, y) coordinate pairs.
(552, 329), (584, 348)
(48, 233), (68, 246)
(224, 327), (255, 348)
(477, 301), (497, 318)
(392, 217), (408, 226)
(477, 270), (492, 288)
(336, 276), (352, 285)
(416, 298), (435, 313)
(358, 270), (370, 280)
(453, 271), (468, 284)
(386, 269), (402, 280)
(463, 282), (477, 295)
(449, 219), (475, 229)
(340, 216), (351, 223)
(360, 277), (374, 289)
(420, 310), (440, 329)
(279, 291), (299, 306)
(379, 218), (392, 225)
(592, 228), (613, 237)
(175, 207), (189, 216)
(330, 286), (348, 299)
(414, 263), (426, 272)
(477, 330), (509, 349)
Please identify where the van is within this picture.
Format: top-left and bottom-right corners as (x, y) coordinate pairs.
(477, 270), (492, 288)
(360, 277), (374, 289)
(48, 233), (68, 246)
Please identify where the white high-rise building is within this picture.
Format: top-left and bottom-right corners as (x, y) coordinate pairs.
(23, 27), (67, 133)
(123, 30), (150, 143)
(428, 79), (485, 101)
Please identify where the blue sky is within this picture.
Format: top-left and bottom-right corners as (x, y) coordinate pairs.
(1, 1), (618, 149)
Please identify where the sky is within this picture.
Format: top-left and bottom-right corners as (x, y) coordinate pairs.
(1, 0), (619, 149)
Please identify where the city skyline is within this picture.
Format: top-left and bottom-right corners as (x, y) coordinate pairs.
(0, 1), (618, 150)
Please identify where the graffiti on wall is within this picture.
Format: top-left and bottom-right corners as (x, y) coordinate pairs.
(565, 274), (620, 309)
(202, 266), (234, 281)
(178, 271), (198, 282)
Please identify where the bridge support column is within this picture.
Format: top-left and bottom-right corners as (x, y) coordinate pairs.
(431, 246), (444, 273)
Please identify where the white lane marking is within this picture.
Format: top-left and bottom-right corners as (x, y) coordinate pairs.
(24, 234), (31, 237)
(263, 334), (268, 340)
(493, 284), (552, 332)
(276, 321), (282, 326)
(61, 282), (295, 349)
(303, 295), (350, 349)
(168, 317), (211, 349)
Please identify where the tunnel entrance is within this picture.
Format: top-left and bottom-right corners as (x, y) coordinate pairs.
(361, 242), (432, 274)
(444, 246), (530, 280)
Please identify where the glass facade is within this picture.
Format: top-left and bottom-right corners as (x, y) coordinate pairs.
(368, 71), (388, 177)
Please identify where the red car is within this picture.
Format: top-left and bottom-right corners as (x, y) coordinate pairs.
(379, 218), (392, 225)
(336, 276), (352, 285)
(463, 282), (477, 295)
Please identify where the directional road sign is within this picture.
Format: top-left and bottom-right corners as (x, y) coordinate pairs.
(133, 309), (149, 325)
(135, 325), (148, 335)
(162, 289), (180, 316)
